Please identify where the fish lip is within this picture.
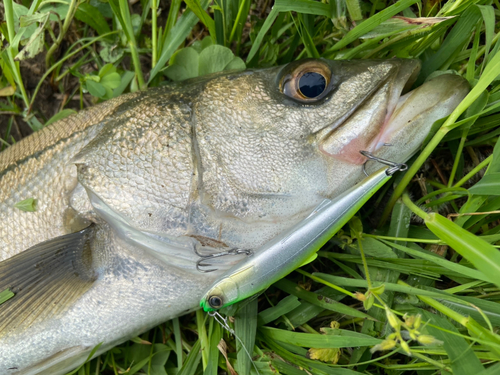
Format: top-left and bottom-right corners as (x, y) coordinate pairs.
(317, 59), (421, 162)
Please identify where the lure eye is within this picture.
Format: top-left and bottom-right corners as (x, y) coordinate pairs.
(280, 60), (332, 103)
(208, 295), (223, 309)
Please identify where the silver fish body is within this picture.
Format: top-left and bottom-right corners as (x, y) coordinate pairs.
(0, 59), (469, 374)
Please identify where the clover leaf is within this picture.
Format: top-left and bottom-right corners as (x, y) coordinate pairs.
(163, 37), (245, 82)
(84, 64), (121, 99)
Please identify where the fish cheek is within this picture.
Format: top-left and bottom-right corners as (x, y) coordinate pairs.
(195, 71), (359, 222)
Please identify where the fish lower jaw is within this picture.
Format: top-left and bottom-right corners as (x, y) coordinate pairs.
(319, 74), (470, 166)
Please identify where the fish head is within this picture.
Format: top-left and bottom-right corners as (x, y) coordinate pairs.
(195, 59), (469, 226)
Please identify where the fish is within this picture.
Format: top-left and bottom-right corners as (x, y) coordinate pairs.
(0, 58), (469, 374)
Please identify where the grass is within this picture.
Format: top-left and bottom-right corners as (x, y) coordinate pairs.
(1, 0), (500, 373)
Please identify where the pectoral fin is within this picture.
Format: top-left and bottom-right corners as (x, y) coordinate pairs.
(0, 226), (97, 337)
(19, 346), (92, 375)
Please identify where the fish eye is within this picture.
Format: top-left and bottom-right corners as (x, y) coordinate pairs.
(208, 295), (223, 309)
(280, 60), (332, 103)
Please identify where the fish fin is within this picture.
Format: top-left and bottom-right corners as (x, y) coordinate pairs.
(16, 346), (92, 375)
(299, 253), (318, 267)
(0, 226), (97, 337)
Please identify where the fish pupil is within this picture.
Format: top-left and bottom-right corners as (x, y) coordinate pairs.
(299, 72), (326, 98)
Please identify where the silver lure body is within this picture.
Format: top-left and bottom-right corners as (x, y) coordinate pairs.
(201, 167), (394, 311)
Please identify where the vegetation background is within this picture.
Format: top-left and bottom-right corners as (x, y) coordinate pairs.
(1, 0), (500, 373)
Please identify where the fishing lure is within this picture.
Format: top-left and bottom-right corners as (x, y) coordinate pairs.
(200, 153), (406, 311)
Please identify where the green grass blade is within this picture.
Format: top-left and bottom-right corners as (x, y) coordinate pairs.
(149, 0), (209, 82)
(266, 338), (366, 375)
(469, 173), (500, 195)
(467, 318), (500, 359)
(163, 0), (181, 41)
(234, 298), (258, 375)
(421, 310), (485, 374)
(477, 363), (500, 375)
(284, 287), (337, 327)
(261, 326), (382, 348)
(65, 343), (103, 375)
(228, 0), (250, 45)
(296, 14), (320, 58)
(2, 48), (29, 109)
(108, 0), (145, 88)
(476, 5), (495, 64)
(345, 0), (362, 21)
(467, 22), (482, 82)
(403, 194), (500, 288)
(177, 339), (202, 375)
(425, 213), (500, 288)
(258, 295), (301, 326)
(275, 278), (372, 319)
(45, 109), (77, 126)
(485, 129), (500, 174)
(377, 239), (491, 282)
(246, 0), (332, 63)
(417, 289), (500, 359)
(196, 309), (209, 369)
(75, 3), (111, 36)
(3, 0), (16, 44)
(440, 296), (500, 327)
(327, 0), (419, 53)
(419, 6), (481, 82)
(316, 274), (469, 304)
(204, 318), (222, 375)
(272, 0), (331, 17)
(246, 7), (279, 63)
(151, 0), (158, 68)
(184, 0), (216, 42)
(172, 317), (184, 371)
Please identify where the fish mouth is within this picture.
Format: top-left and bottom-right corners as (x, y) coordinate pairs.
(318, 60), (429, 165)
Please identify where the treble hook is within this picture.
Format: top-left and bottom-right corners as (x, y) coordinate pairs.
(195, 247), (253, 273)
(360, 150), (408, 176)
